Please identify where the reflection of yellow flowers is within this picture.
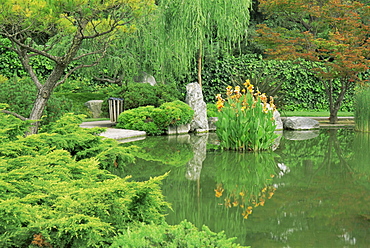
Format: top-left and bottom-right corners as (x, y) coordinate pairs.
(215, 185), (277, 219)
(214, 184), (224, 197)
(242, 206), (253, 219)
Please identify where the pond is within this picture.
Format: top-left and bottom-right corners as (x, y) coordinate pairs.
(114, 129), (370, 247)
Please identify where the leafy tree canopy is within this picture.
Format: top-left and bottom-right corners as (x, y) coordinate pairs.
(255, 0), (370, 123)
(0, 0), (155, 134)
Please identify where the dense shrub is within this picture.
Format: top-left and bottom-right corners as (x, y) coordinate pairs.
(154, 100), (194, 126)
(207, 103), (218, 117)
(121, 83), (182, 110)
(111, 220), (247, 248)
(102, 82), (182, 115)
(116, 101), (194, 135)
(0, 153), (169, 247)
(0, 112), (170, 247)
(0, 112), (244, 247)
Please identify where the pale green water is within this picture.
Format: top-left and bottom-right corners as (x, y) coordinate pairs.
(117, 129), (370, 247)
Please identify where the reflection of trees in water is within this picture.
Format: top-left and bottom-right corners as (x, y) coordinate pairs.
(247, 128), (370, 248)
(276, 129), (354, 173)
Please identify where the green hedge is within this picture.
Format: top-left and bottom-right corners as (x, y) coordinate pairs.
(181, 54), (356, 112)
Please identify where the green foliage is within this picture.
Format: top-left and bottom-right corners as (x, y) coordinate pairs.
(54, 92), (108, 117)
(155, 100), (194, 126)
(0, 38), (53, 79)
(116, 101), (194, 135)
(354, 86), (370, 132)
(0, 76), (74, 125)
(0, 106), (32, 142)
(116, 82), (181, 110)
(215, 83), (278, 151)
(116, 106), (162, 135)
(0, 153), (169, 247)
(100, 82), (181, 117)
(0, 113), (135, 169)
(0, 112), (170, 247)
(185, 54), (354, 111)
(207, 103), (218, 117)
(111, 220), (248, 248)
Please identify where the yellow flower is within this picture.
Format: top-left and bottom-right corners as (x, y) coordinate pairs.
(260, 93), (267, 102)
(216, 101), (224, 110)
(243, 79), (251, 87)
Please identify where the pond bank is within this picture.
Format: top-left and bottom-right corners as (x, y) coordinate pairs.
(81, 117), (355, 141)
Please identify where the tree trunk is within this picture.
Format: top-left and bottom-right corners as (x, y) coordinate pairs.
(327, 79), (349, 124)
(28, 65), (67, 134)
(197, 46), (202, 87)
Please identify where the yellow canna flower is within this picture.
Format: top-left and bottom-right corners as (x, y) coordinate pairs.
(243, 79), (251, 87)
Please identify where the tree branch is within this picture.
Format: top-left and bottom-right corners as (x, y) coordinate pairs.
(55, 47), (108, 87)
(7, 36), (61, 63)
(94, 76), (123, 84)
(1, 110), (28, 121)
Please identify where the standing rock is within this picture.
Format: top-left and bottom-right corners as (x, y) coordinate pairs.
(185, 83), (209, 132)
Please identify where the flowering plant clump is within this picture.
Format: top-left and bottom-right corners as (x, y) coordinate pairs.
(215, 80), (278, 151)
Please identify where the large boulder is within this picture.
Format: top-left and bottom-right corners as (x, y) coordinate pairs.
(283, 117), (319, 130)
(185, 83), (209, 132)
(84, 100), (104, 118)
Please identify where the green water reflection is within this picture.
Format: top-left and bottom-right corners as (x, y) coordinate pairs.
(118, 129), (370, 247)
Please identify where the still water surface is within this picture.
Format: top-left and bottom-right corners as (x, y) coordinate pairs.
(117, 129), (370, 247)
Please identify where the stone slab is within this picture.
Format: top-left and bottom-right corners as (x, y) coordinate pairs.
(80, 121), (146, 141)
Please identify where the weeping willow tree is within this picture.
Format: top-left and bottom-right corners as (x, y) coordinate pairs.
(90, 0), (252, 87)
